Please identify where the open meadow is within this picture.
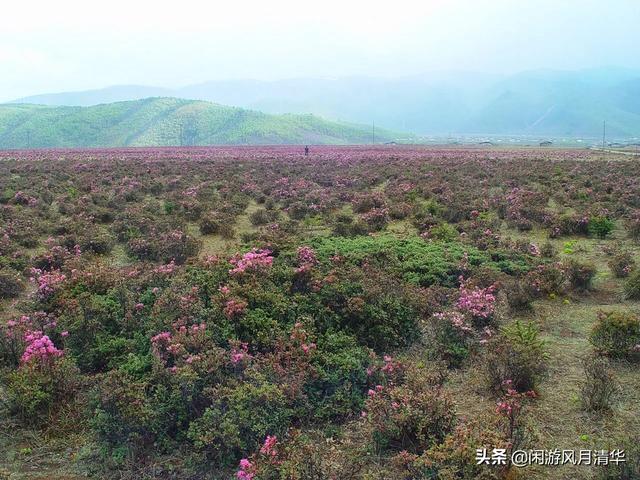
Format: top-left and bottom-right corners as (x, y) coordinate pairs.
(1, 146), (639, 479)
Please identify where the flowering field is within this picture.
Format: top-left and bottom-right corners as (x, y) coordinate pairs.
(1, 146), (639, 479)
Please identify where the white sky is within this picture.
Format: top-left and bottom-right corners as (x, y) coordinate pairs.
(1, 0), (639, 101)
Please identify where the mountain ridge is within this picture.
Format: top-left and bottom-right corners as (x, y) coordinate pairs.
(0, 97), (401, 148)
(9, 68), (639, 138)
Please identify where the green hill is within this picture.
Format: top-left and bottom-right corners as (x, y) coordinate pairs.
(0, 97), (399, 148)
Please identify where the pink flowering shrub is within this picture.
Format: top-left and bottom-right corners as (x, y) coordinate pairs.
(291, 246), (318, 293)
(456, 277), (496, 325)
(229, 248), (274, 275)
(224, 299), (248, 319)
(2, 147), (635, 476)
(150, 322), (213, 372)
(494, 384), (536, 459)
(30, 268), (67, 300)
(21, 330), (64, 366)
(6, 327), (76, 424)
(608, 251), (636, 278)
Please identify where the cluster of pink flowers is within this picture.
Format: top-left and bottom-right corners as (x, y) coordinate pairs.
(433, 311), (473, 333)
(496, 381), (536, 416)
(29, 268), (67, 299)
(154, 260), (177, 275)
(229, 249), (274, 275)
(182, 186), (199, 197)
(529, 243), (541, 256)
(479, 326), (495, 345)
(456, 277), (496, 320)
(366, 354), (403, 381)
(230, 341), (251, 364)
(236, 458), (255, 480)
(361, 207), (389, 224)
(150, 323), (207, 371)
(260, 435), (278, 457)
(295, 246), (318, 273)
(381, 355), (395, 373)
(21, 330), (63, 365)
(367, 384), (384, 397)
(224, 299), (248, 319)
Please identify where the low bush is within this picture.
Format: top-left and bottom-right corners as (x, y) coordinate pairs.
(564, 259), (597, 292)
(0, 268), (24, 299)
(594, 435), (640, 480)
(588, 216), (615, 239)
(589, 310), (640, 359)
(6, 357), (80, 425)
(608, 251), (635, 278)
(484, 321), (548, 393)
(624, 269), (640, 300)
(422, 311), (476, 367)
(363, 365), (455, 453)
(580, 355), (618, 412)
(188, 380), (293, 466)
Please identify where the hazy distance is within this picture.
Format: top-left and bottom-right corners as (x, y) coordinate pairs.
(2, 0), (639, 102)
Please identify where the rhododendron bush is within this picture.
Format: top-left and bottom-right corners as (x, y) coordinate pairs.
(0, 146), (639, 478)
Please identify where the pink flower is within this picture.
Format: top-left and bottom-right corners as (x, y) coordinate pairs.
(20, 331), (63, 365)
(229, 248), (274, 275)
(237, 458), (255, 480)
(61, 331), (69, 337)
(456, 277), (496, 320)
(224, 299), (247, 319)
(260, 435), (278, 457)
(301, 342), (316, 354)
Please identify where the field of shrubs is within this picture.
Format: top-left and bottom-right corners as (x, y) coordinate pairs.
(0, 146), (639, 479)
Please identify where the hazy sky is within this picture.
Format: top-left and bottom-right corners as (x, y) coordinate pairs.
(1, 0), (639, 101)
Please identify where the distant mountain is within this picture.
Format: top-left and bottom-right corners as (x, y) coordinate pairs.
(0, 98), (401, 148)
(12, 85), (173, 107)
(8, 68), (640, 138)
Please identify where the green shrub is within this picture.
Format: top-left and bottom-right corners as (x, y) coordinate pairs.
(199, 216), (222, 235)
(364, 365), (455, 453)
(505, 278), (535, 312)
(580, 355), (618, 412)
(6, 358), (80, 424)
(305, 332), (371, 420)
(249, 208), (278, 226)
(422, 311), (475, 368)
(236, 308), (282, 350)
(428, 223), (458, 242)
(90, 371), (156, 463)
(594, 435), (640, 480)
(589, 310), (640, 359)
(188, 381), (293, 465)
(79, 230), (115, 254)
(588, 216), (615, 239)
(484, 321), (548, 393)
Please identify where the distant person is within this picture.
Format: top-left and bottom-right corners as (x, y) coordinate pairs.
(304, 145), (309, 156)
